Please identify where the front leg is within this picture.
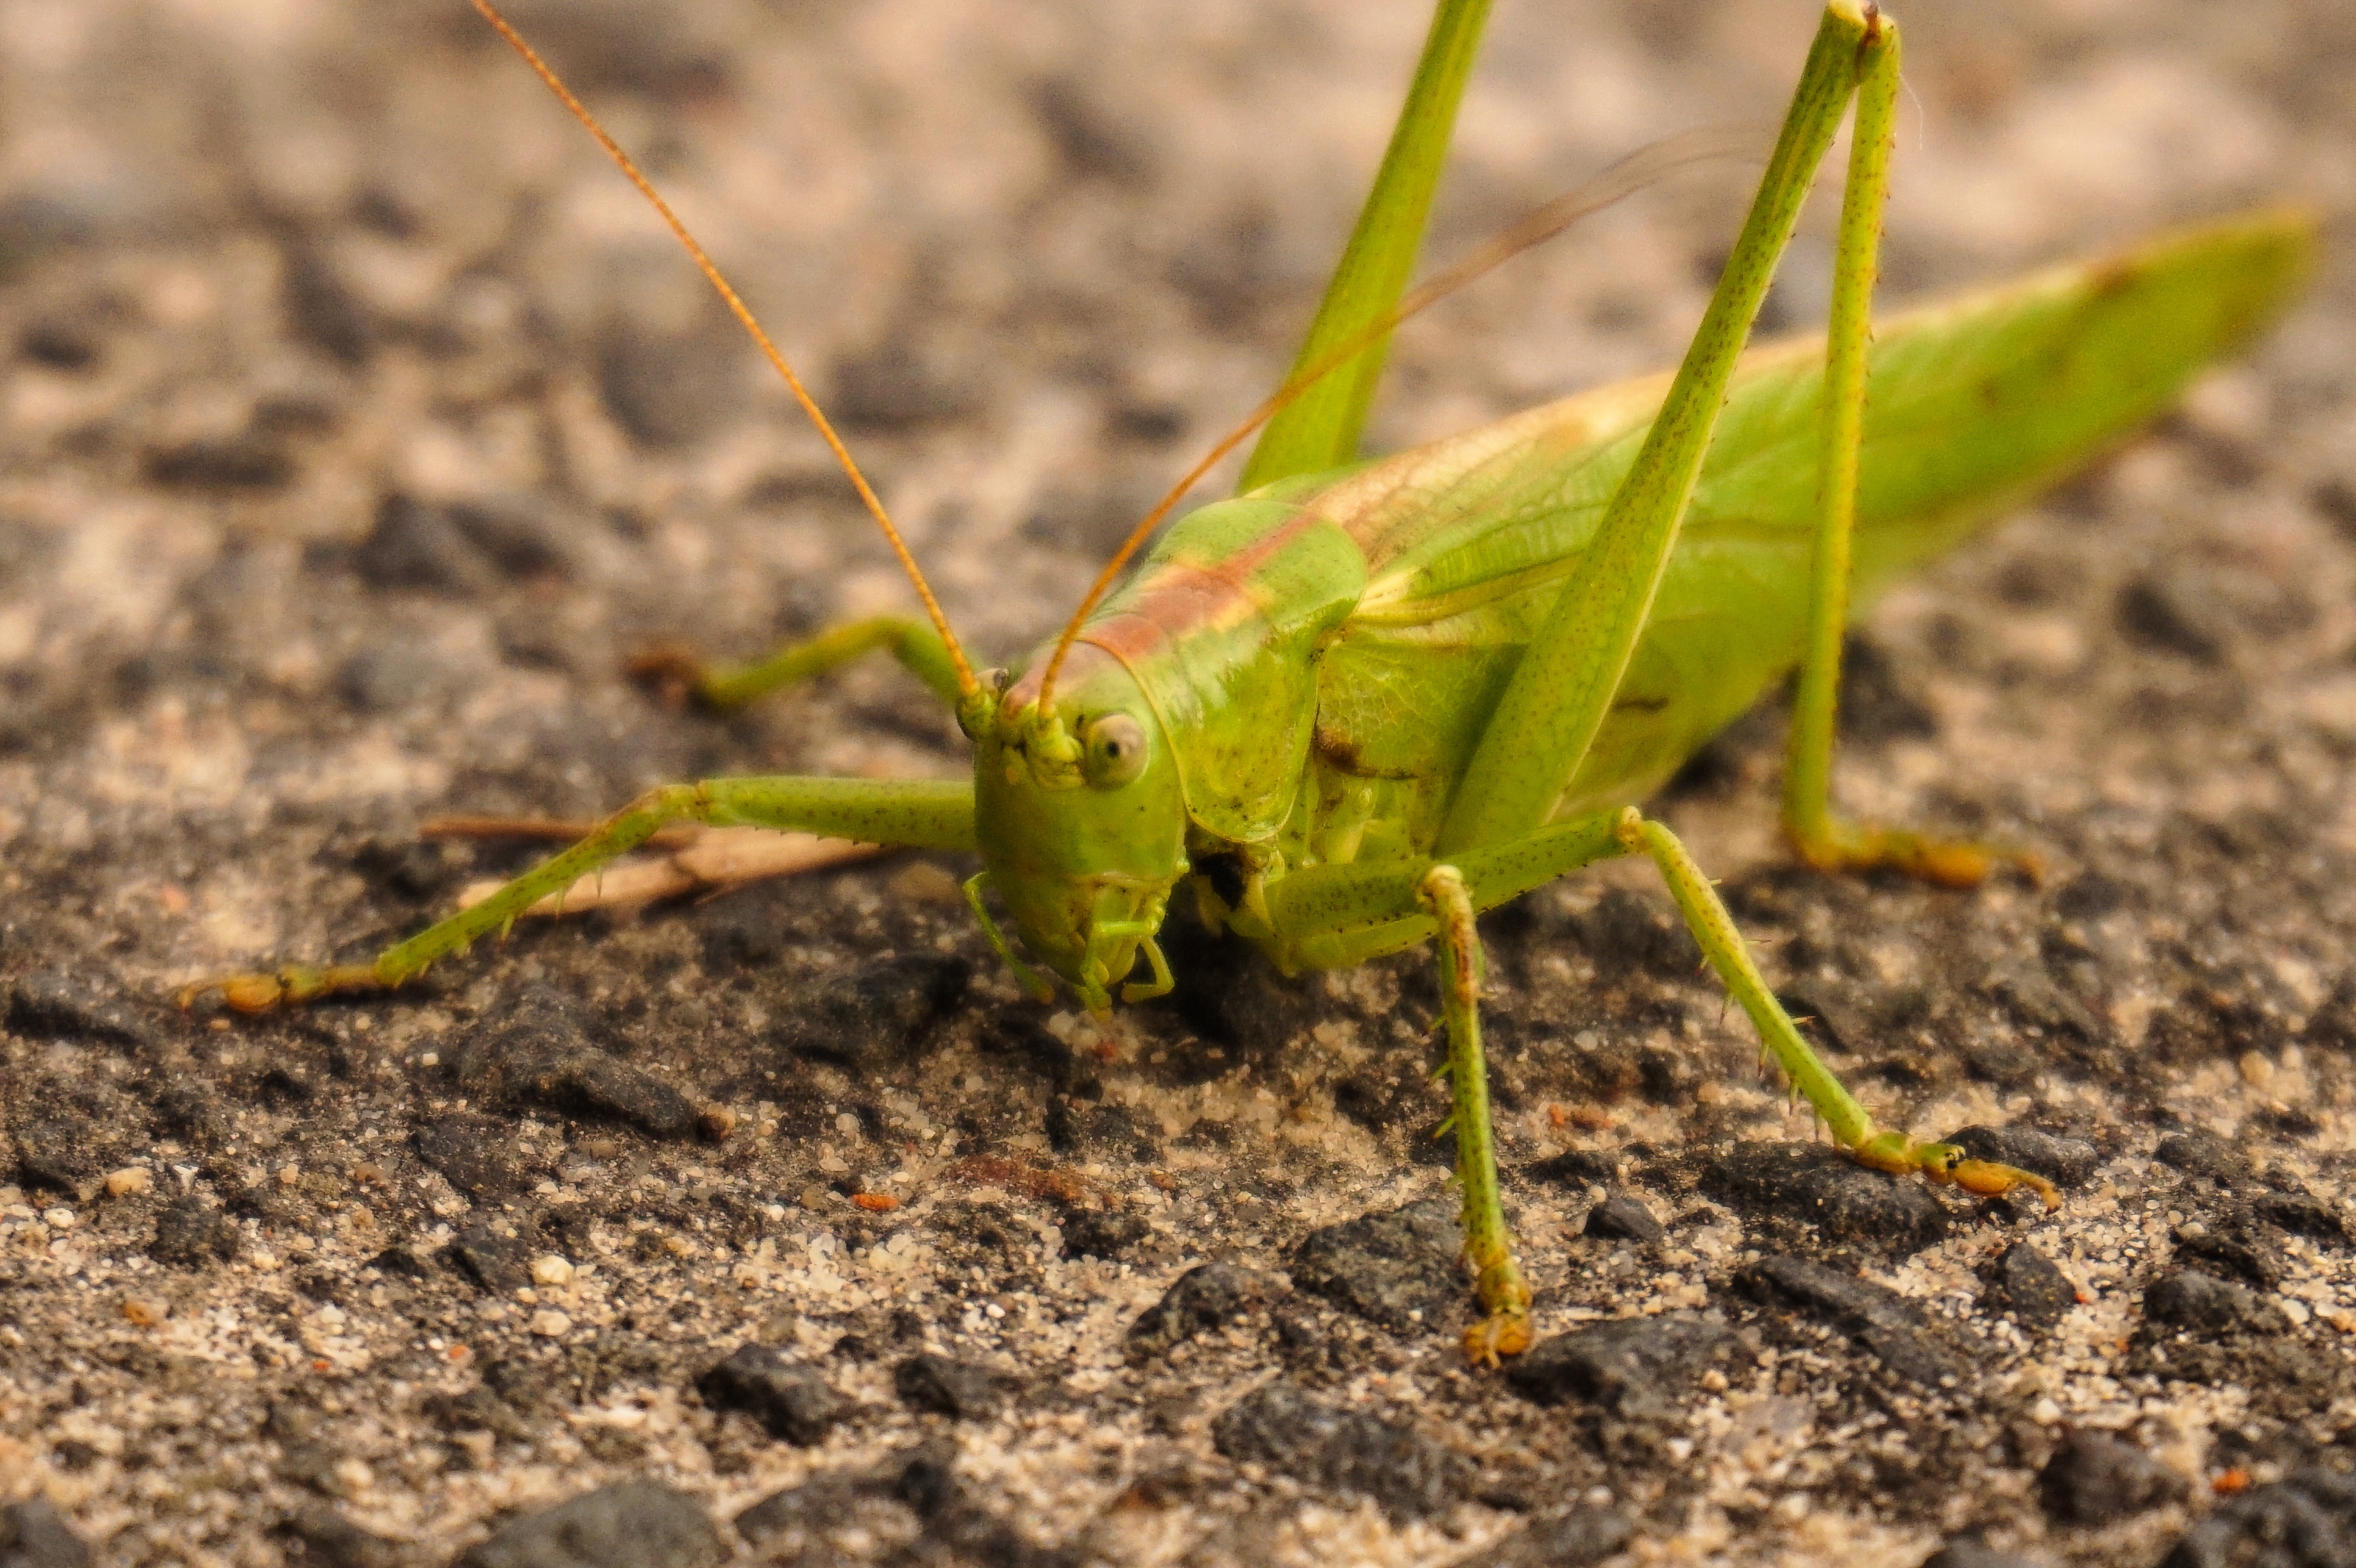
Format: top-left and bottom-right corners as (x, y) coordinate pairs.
(631, 613), (967, 713)
(1417, 864), (1530, 1365)
(182, 776), (974, 1012)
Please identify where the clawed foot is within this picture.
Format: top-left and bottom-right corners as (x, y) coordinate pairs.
(1461, 1254), (1534, 1366)
(1791, 820), (2043, 890)
(1852, 1130), (2060, 1209)
(177, 963), (384, 1014)
(1462, 1309), (1532, 1367)
(625, 642), (714, 708)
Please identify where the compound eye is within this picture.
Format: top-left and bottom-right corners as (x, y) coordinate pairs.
(1081, 712), (1149, 787)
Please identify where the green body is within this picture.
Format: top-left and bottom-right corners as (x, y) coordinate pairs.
(198, 0), (2316, 1363)
(992, 214), (2306, 983)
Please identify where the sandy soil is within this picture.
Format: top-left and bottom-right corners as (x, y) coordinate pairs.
(2, 0), (2354, 1563)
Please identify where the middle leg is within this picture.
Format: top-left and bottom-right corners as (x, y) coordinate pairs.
(1615, 807), (2057, 1205)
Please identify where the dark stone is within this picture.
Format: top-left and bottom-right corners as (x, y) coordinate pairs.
(12, 1119), (102, 1194)
(1126, 1263), (1282, 1359)
(444, 995), (703, 1140)
(1976, 961), (2112, 1047)
(449, 1225), (535, 1295)
(0, 188), (121, 273)
(1734, 1255), (1961, 1387)
(731, 1440), (1080, 1565)
(1989, 1244), (2077, 1327)
(1210, 1381), (1463, 1521)
(271, 1504), (401, 1568)
(510, 1052), (699, 1141)
(2039, 1431), (2190, 1526)
(890, 1443), (960, 1517)
(1045, 1098), (1156, 1160)
(2154, 1130), (2248, 1183)
(829, 345), (980, 432)
(1059, 1208), (1149, 1260)
(2144, 1269), (2279, 1338)
(2255, 1191), (2349, 1243)
(2055, 872), (2131, 921)
(333, 643), (449, 715)
(446, 493), (578, 580)
(2158, 1468), (2356, 1568)
(697, 1344), (848, 1445)
(2175, 1219), (2286, 1288)
(483, 1359), (555, 1411)
(289, 1440), (370, 1500)
(772, 956), (969, 1071)
(421, 1383), (532, 1444)
(149, 1195), (240, 1267)
(1456, 1509), (1637, 1568)
(598, 323), (750, 449)
(276, 232), (374, 366)
(978, 1014), (1079, 1087)
(1031, 76), (1157, 186)
(728, 1471), (867, 1546)
(0, 1497), (92, 1568)
(1581, 1193), (1666, 1246)
(1020, 476), (1178, 558)
(454, 1480), (725, 1568)
(367, 1246), (435, 1280)
(6, 971), (158, 1050)
(893, 1353), (1004, 1420)
(1945, 1125), (2101, 1190)
(1524, 1147), (1622, 1189)
(1286, 1196), (1463, 1334)
(1836, 632), (1940, 743)
(18, 318), (100, 371)
(1504, 1313), (1737, 1415)
(730, 1431), (1079, 1554)
(149, 1078), (227, 1148)
(413, 1113), (539, 1201)
(2119, 566), (2234, 663)
(1154, 912), (1330, 1073)
(1569, 888), (1697, 978)
(352, 493), (497, 596)
(1921, 1541), (2040, 1568)
(143, 434), (294, 491)
(1701, 1142), (1949, 1258)
(1110, 401), (1187, 443)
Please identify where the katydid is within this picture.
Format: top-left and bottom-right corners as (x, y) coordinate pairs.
(184, 0), (2316, 1365)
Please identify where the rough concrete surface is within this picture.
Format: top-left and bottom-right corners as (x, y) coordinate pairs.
(2, 0), (2354, 1563)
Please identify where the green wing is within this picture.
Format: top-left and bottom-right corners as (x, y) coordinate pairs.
(1302, 208), (2315, 840)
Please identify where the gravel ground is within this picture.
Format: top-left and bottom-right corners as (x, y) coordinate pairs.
(3, 0), (2355, 1564)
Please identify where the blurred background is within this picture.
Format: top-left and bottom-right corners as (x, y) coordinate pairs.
(2, 0), (2346, 759)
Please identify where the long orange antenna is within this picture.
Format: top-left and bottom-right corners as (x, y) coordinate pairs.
(1034, 123), (1762, 711)
(470, 0), (977, 700)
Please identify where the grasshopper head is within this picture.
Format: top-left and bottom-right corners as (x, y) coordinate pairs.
(966, 647), (1188, 1012)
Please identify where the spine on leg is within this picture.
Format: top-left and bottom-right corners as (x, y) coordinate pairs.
(1417, 864), (1532, 1363)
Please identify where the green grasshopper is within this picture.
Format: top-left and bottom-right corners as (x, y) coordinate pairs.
(187, 0), (2315, 1363)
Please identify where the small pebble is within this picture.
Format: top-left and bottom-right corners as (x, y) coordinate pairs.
(122, 1297), (168, 1326)
(528, 1309), (572, 1337)
(104, 1167), (152, 1198)
(531, 1255), (574, 1287)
